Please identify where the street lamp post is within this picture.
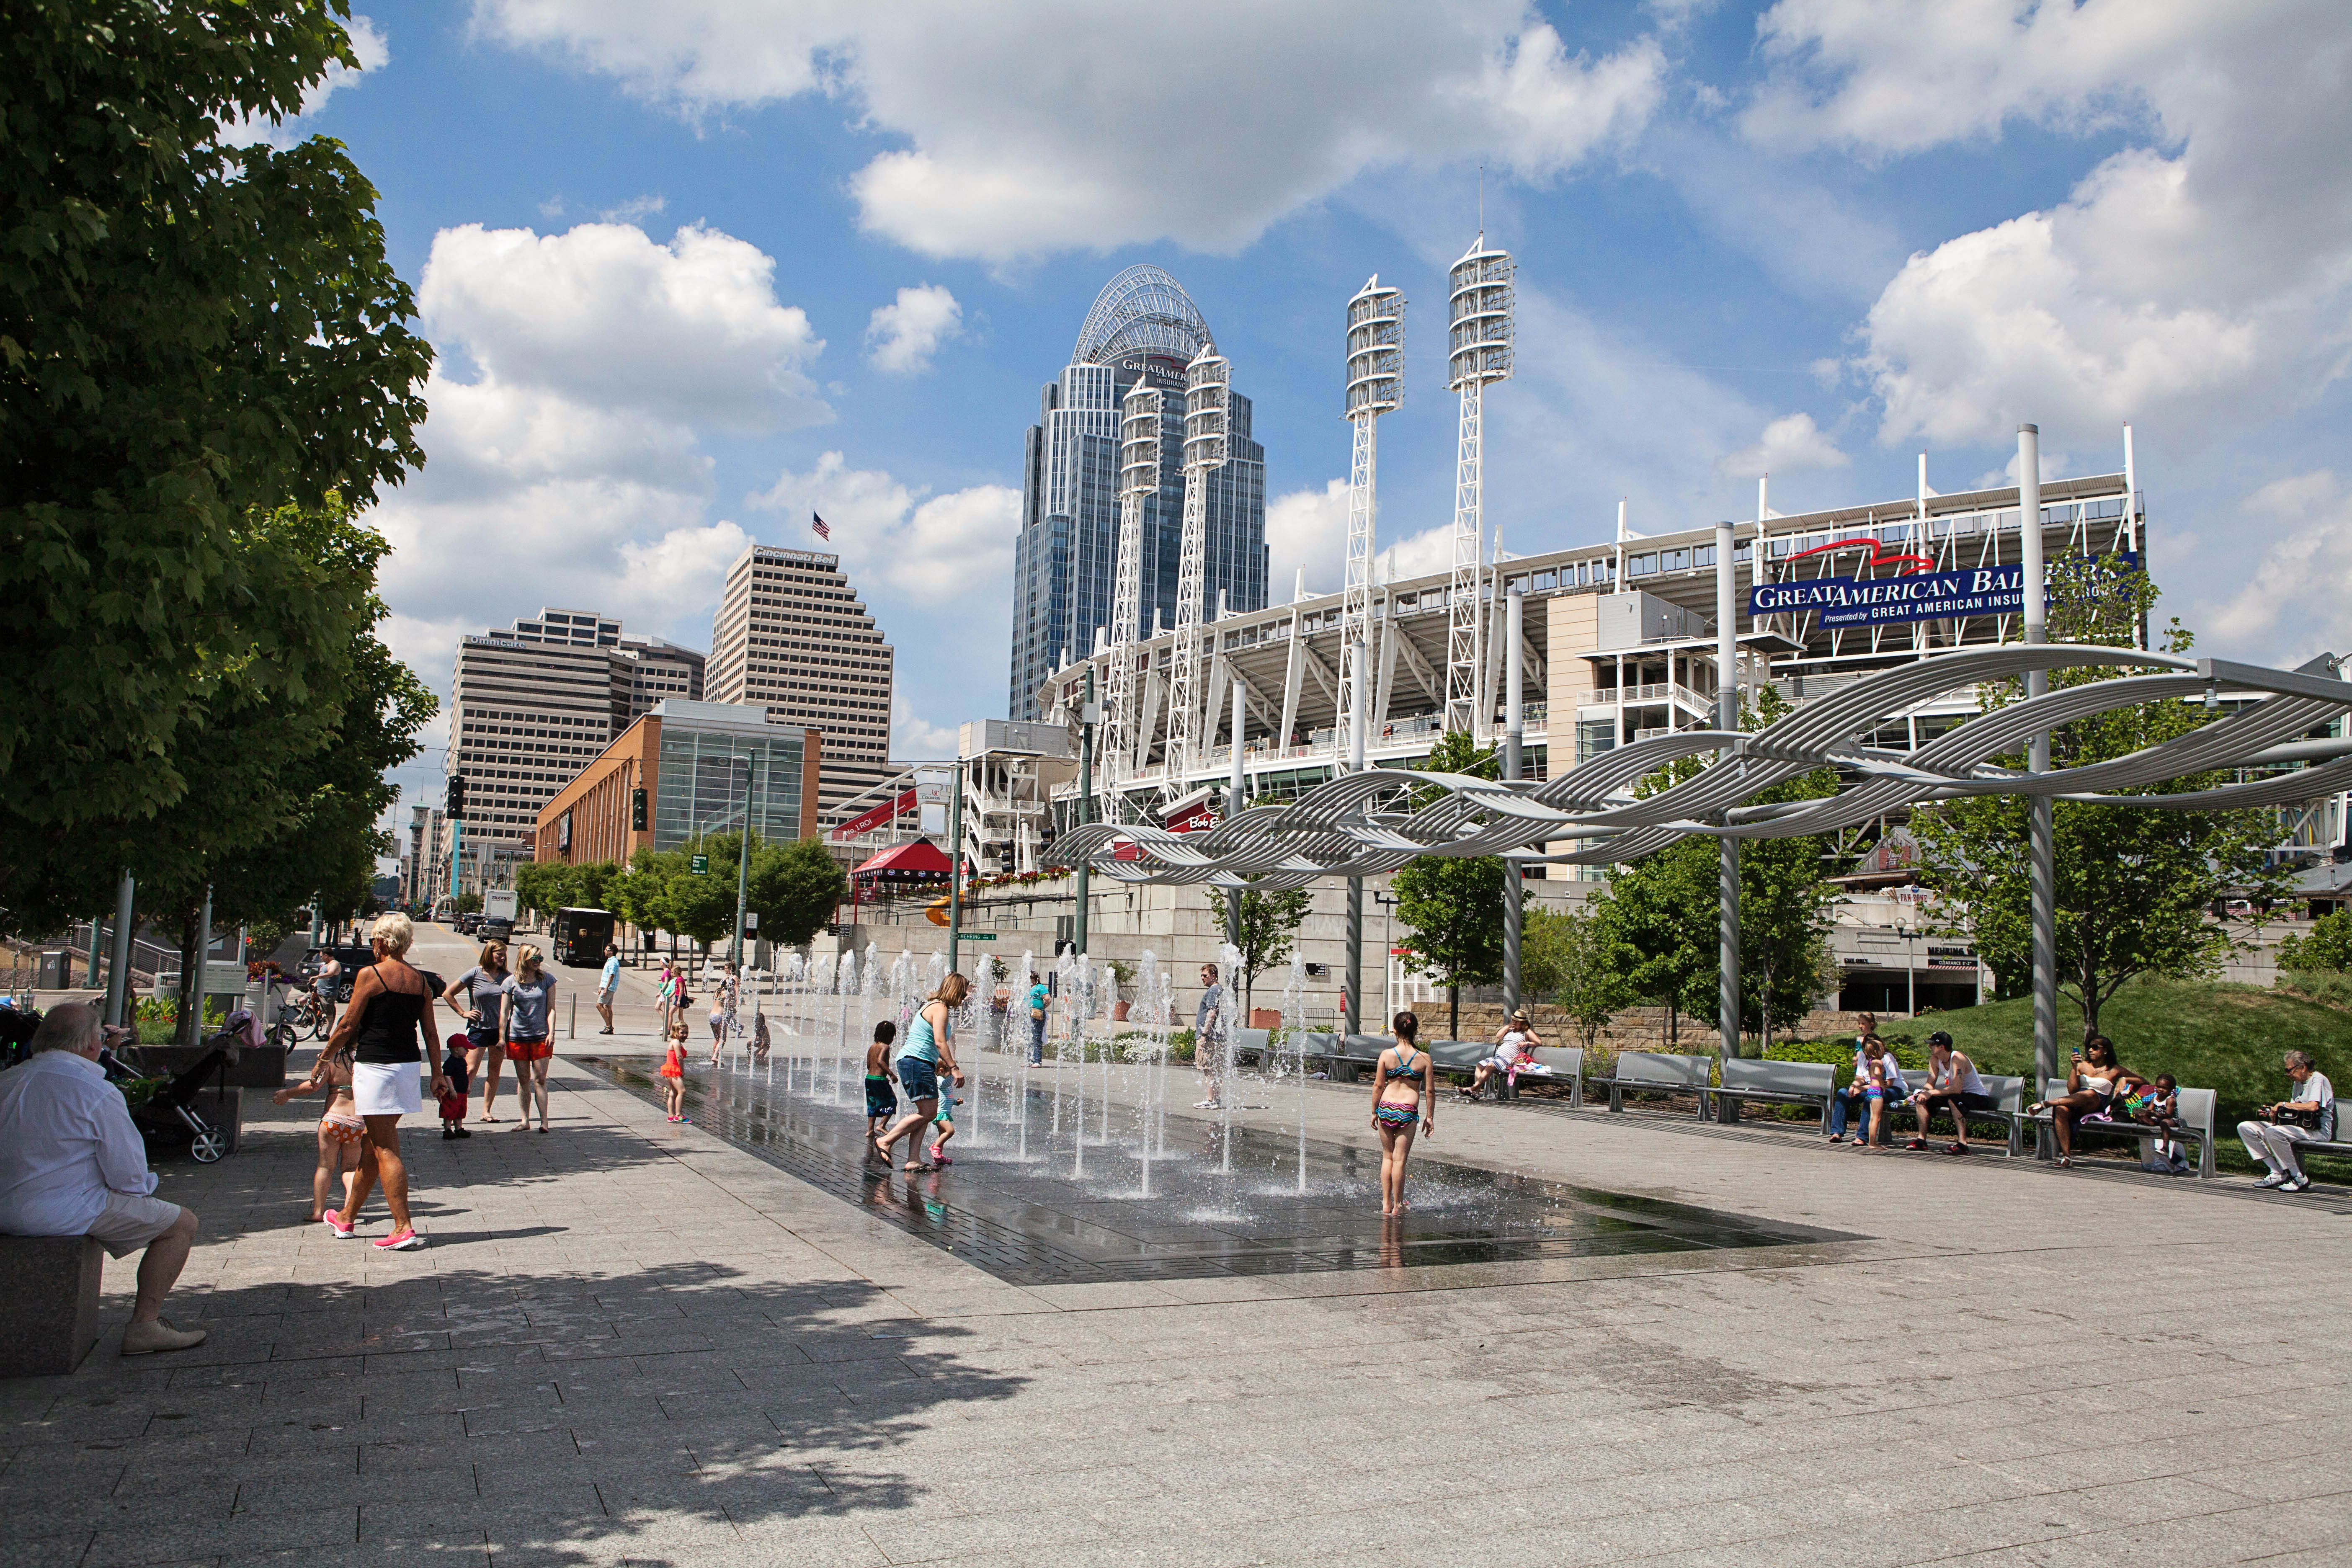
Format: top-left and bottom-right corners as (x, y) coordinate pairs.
(729, 753), (755, 969)
(1074, 666), (1096, 956)
(947, 757), (966, 974)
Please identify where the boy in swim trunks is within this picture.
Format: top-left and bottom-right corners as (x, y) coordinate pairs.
(865, 1021), (899, 1142)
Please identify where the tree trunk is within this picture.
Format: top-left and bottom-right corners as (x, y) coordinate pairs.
(173, 904), (202, 1046)
(1448, 983), (1459, 1042)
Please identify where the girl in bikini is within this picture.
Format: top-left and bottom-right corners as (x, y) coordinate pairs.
(273, 1023), (364, 1221)
(1369, 1010), (1435, 1216)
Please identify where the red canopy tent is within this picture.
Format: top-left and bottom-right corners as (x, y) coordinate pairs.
(851, 839), (955, 885)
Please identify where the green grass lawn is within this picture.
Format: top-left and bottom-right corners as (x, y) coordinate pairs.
(1907, 977), (2352, 1176)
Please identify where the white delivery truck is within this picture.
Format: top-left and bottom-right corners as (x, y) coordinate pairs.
(482, 888), (518, 940)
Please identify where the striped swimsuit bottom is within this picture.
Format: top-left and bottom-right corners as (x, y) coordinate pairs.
(1375, 1101), (1420, 1129)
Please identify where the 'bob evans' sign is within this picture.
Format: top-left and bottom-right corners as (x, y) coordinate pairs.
(1750, 552), (2138, 630)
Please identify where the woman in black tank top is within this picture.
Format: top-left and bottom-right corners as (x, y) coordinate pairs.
(326, 915), (449, 1250)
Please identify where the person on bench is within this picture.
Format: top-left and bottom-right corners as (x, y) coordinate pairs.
(0, 1002), (206, 1355)
(1828, 1030), (1906, 1143)
(1906, 1031), (1993, 1155)
(1464, 1010), (1540, 1100)
(2029, 1035), (2143, 1169)
(2239, 1050), (2336, 1194)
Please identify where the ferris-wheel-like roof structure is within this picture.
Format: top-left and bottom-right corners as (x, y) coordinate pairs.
(1074, 266), (1212, 366)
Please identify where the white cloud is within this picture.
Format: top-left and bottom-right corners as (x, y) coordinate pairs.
(220, 13), (390, 147)
(475, 1), (1666, 261)
(1746, 1), (2352, 448)
(370, 220), (833, 693)
(1716, 413), (1849, 478)
(890, 694), (961, 761)
(598, 194), (668, 224)
(748, 452), (1019, 606)
(865, 284), (962, 374)
(2208, 472), (2352, 663)
(1266, 480), (1350, 597)
(419, 222), (829, 432)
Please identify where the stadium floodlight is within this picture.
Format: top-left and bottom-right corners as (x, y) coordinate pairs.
(1102, 379), (1163, 805)
(1166, 342), (1232, 788)
(1445, 235), (1513, 740)
(1340, 275), (1404, 775)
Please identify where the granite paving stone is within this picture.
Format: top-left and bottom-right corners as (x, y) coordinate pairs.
(12, 924), (2346, 1568)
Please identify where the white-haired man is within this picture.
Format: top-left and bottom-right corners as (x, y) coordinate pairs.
(0, 1003), (206, 1353)
(2240, 1050), (2337, 1194)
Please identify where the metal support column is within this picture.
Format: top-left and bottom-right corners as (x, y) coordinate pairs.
(1227, 680), (1245, 949)
(1344, 637), (1369, 1039)
(1074, 666), (1096, 956)
(730, 756), (753, 967)
(2020, 424), (2058, 1102)
(103, 870), (134, 1027)
(1501, 586), (1524, 1019)
(1716, 520), (1742, 1115)
(947, 757), (965, 974)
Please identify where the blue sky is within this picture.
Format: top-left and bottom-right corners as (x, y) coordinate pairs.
(301, 2), (2352, 847)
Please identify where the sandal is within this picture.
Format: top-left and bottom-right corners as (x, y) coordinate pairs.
(2055, 1155), (2073, 1168)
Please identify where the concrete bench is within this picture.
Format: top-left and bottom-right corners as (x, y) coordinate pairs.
(1707, 1058), (1835, 1126)
(2034, 1078), (2218, 1177)
(0, 1235), (103, 1377)
(1592, 1051), (1713, 1116)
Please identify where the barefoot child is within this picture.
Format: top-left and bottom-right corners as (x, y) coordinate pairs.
(272, 1032), (362, 1221)
(660, 1024), (689, 1122)
(864, 1021), (899, 1143)
(438, 1033), (472, 1140)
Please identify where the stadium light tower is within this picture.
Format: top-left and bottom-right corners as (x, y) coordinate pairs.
(1102, 379), (1163, 808)
(1166, 341), (1231, 787)
(1341, 276), (1405, 773)
(1445, 235), (1513, 740)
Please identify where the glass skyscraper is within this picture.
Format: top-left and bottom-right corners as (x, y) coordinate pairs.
(1007, 267), (1268, 720)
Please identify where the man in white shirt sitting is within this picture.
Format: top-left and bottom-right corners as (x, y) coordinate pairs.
(2239, 1050), (2337, 1195)
(0, 1003), (206, 1354)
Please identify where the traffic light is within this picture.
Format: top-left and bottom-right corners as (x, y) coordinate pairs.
(446, 774), (467, 820)
(630, 787), (647, 831)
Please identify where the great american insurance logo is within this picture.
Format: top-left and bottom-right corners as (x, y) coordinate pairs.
(1747, 538), (2137, 630)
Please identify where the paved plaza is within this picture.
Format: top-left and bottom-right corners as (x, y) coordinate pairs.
(8, 929), (2350, 1568)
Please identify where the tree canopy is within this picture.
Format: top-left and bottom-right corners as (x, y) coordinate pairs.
(1206, 885), (1313, 1015)
(1912, 565), (2290, 1038)
(3, 2), (431, 890)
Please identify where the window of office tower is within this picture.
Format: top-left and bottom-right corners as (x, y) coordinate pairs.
(651, 727), (806, 851)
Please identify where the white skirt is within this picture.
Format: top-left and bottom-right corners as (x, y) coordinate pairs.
(351, 1061), (423, 1117)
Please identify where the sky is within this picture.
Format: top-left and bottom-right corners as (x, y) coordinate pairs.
(273, 1), (2352, 858)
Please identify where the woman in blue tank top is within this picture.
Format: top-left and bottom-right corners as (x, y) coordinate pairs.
(874, 972), (968, 1171)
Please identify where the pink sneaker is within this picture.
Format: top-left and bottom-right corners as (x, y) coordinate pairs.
(372, 1228), (426, 1251)
(927, 1143), (952, 1166)
(322, 1214), (356, 1239)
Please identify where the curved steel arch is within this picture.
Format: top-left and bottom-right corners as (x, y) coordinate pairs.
(1054, 645), (2352, 887)
(1073, 266), (1212, 366)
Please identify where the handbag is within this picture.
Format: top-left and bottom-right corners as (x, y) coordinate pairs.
(2271, 1103), (2324, 1130)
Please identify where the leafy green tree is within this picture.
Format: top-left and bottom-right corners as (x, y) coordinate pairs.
(1389, 730), (1505, 1039)
(1519, 904), (1629, 1051)
(668, 840), (739, 974)
(1912, 567), (2290, 1039)
(613, 846), (678, 959)
(513, 861), (571, 925)
(1588, 688), (1844, 1050)
(2279, 910), (2352, 974)
(453, 892), (482, 917)
(570, 860), (623, 915)
(745, 836), (850, 949)
(1205, 885), (1313, 1016)
(3, 3), (432, 876)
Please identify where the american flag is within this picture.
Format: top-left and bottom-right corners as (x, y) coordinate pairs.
(811, 512), (830, 540)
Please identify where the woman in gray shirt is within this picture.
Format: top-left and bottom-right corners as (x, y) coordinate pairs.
(500, 946), (558, 1134)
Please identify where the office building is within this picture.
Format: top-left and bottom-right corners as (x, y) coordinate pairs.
(613, 634), (706, 726)
(1008, 265), (1268, 721)
(706, 544), (895, 825)
(536, 701), (821, 866)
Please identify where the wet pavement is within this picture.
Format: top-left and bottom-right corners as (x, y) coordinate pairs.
(578, 1055), (1859, 1285)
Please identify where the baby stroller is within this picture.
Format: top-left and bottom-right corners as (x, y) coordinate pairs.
(102, 1044), (234, 1164)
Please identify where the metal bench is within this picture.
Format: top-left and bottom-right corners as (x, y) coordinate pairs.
(1706, 1058), (1835, 1127)
(2033, 1077), (2218, 1177)
(1895, 1073), (2031, 1157)
(1513, 1045), (1585, 1107)
(1230, 1027), (1271, 1066)
(1591, 1050), (1713, 1116)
